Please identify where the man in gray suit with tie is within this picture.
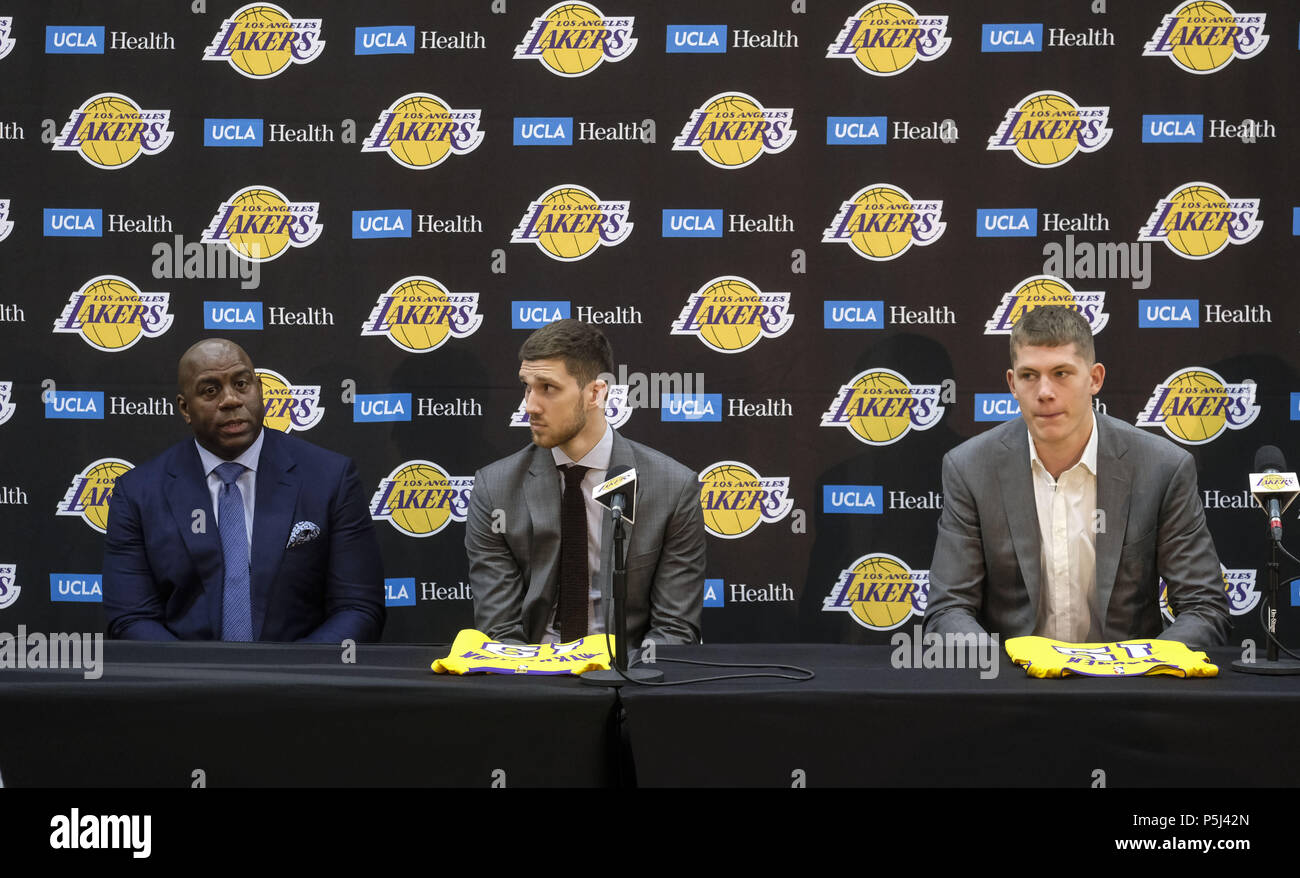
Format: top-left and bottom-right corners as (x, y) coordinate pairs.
(466, 319), (706, 647)
(925, 305), (1230, 648)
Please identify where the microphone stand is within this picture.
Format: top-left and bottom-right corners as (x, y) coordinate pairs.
(1232, 536), (1300, 675)
(582, 504), (664, 686)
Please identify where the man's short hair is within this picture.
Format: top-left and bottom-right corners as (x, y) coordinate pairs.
(1009, 305), (1095, 365)
(518, 319), (614, 387)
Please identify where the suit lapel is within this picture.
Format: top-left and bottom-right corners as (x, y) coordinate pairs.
(524, 445), (562, 611)
(165, 442), (224, 637)
(1093, 415), (1132, 625)
(250, 430), (299, 640)
(997, 426), (1043, 621)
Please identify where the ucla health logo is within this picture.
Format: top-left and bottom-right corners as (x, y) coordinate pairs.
(203, 3), (324, 78)
(514, 3), (635, 76)
(52, 93), (173, 169)
(362, 93), (483, 169)
(202, 185), (322, 263)
(54, 276), (173, 352)
(511, 184), (632, 261)
(697, 461), (793, 539)
(1136, 367), (1259, 445)
(673, 92), (795, 169)
(0, 564), (17, 610)
(0, 17), (14, 60)
(988, 90), (1112, 168)
(0, 381), (13, 426)
(1143, 2), (1266, 73)
(1137, 182), (1261, 259)
(511, 384), (632, 429)
(985, 275), (1108, 335)
(371, 461), (473, 537)
(821, 368), (944, 445)
(823, 184), (945, 261)
(824, 552), (929, 631)
(826, 2), (950, 75)
(255, 368), (322, 433)
(1160, 565), (1258, 621)
(0, 198), (11, 242)
(57, 458), (133, 533)
(671, 276), (792, 353)
(361, 277), (482, 353)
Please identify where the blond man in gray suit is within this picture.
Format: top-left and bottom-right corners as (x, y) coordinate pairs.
(466, 320), (706, 646)
(926, 306), (1229, 648)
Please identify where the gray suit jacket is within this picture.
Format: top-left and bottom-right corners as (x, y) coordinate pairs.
(925, 413), (1230, 648)
(466, 431), (705, 646)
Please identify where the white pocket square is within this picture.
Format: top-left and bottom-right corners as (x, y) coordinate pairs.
(286, 521), (321, 548)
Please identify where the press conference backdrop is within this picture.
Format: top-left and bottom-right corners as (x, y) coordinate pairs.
(0, 1), (1295, 645)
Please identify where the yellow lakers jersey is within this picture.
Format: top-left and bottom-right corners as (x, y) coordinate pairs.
(1005, 636), (1218, 678)
(432, 629), (615, 676)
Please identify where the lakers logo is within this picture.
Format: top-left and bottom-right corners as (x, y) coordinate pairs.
(52, 93), (173, 169)
(826, 2), (950, 75)
(370, 461), (473, 538)
(672, 92), (796, 169)
(1144, 2), (1267, 73)
(203, 3), (324, 78)
(987, 91), (1112, 168)
(53, 276), (173, 352)
(697, 461), (793, 539)
(514, 3), (635, 77)
(1137, 182), (1261, 259)
(362, 93), (483, 169)
(824, 553), (929, 631)
(57, 458), (133, 533)
(1136, 367), (1259, 444)
(985, 276), (1108, 335)
(510, 384), (632, 429)
(671, 277), (793, 353)
(202, 185), (322, 263)
(1161, 565), (1259, 620)
(511, 184), (632, 261)
(0, 381), (14, 427)
(0, 564), (17, 610)
(822, 184), (945, 261)
(0, 17), (14, 61)
(255, 368), (322, 433)
(0, 198), (12, 242)
(821, 368), (945, 445)
(360, 277), (482, 353)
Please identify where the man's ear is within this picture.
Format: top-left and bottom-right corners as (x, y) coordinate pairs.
(177, 393), (190, 424)
(588, 378), (608, 409)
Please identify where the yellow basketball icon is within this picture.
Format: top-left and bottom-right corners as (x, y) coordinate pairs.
(537, 186), (602, 260)
(80, 460), (131, 532)
(1015, 92), (1081, 166)
(386, 95), (455, 168)
(849, 186), (915, 259)
(852, 3), (922, 74)
(698, 93), (765, 167)
(695, 278), (763, 352)
(1006, 276), (1077, 326)
(78, 95), (144, 167)
(225, 188), (288, 261)
(1163, 184), (1230, 258)
(77, 277), (144, 350)
(1159, 369), (1229, 443)
(843, 554), (921, 630)
(387, 278), (453, 352)
(1169, 1), (1238, 72)
(228, 4), (295, 77)
(698, 462), (765, 538)
(382, 463), (455, 537)
(541, 4), (606, 74)
(846, 370), (915, 444)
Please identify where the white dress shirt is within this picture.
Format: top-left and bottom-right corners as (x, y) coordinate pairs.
(194, 429), (265, 550)
(544, 421), (613, 640)
(1029, 413), (1100, 642)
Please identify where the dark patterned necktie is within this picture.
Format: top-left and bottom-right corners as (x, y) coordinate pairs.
(216, 462), (252, 641)
(558, 464), (590, 641)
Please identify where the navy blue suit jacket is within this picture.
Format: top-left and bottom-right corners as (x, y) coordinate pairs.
(103, 428), (385, 642)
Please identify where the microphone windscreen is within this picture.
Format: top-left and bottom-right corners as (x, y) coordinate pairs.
(1254, 445), (1286, 472)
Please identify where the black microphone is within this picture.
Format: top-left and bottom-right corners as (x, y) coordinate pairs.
(593, 464), (637, 524)
(1254, 445), (1286, 542)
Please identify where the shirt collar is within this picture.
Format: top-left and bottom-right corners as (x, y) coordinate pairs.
(195, 427), (265, 479)
(1028, 411), (1098, 478)
(551, 420), (613, 472)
